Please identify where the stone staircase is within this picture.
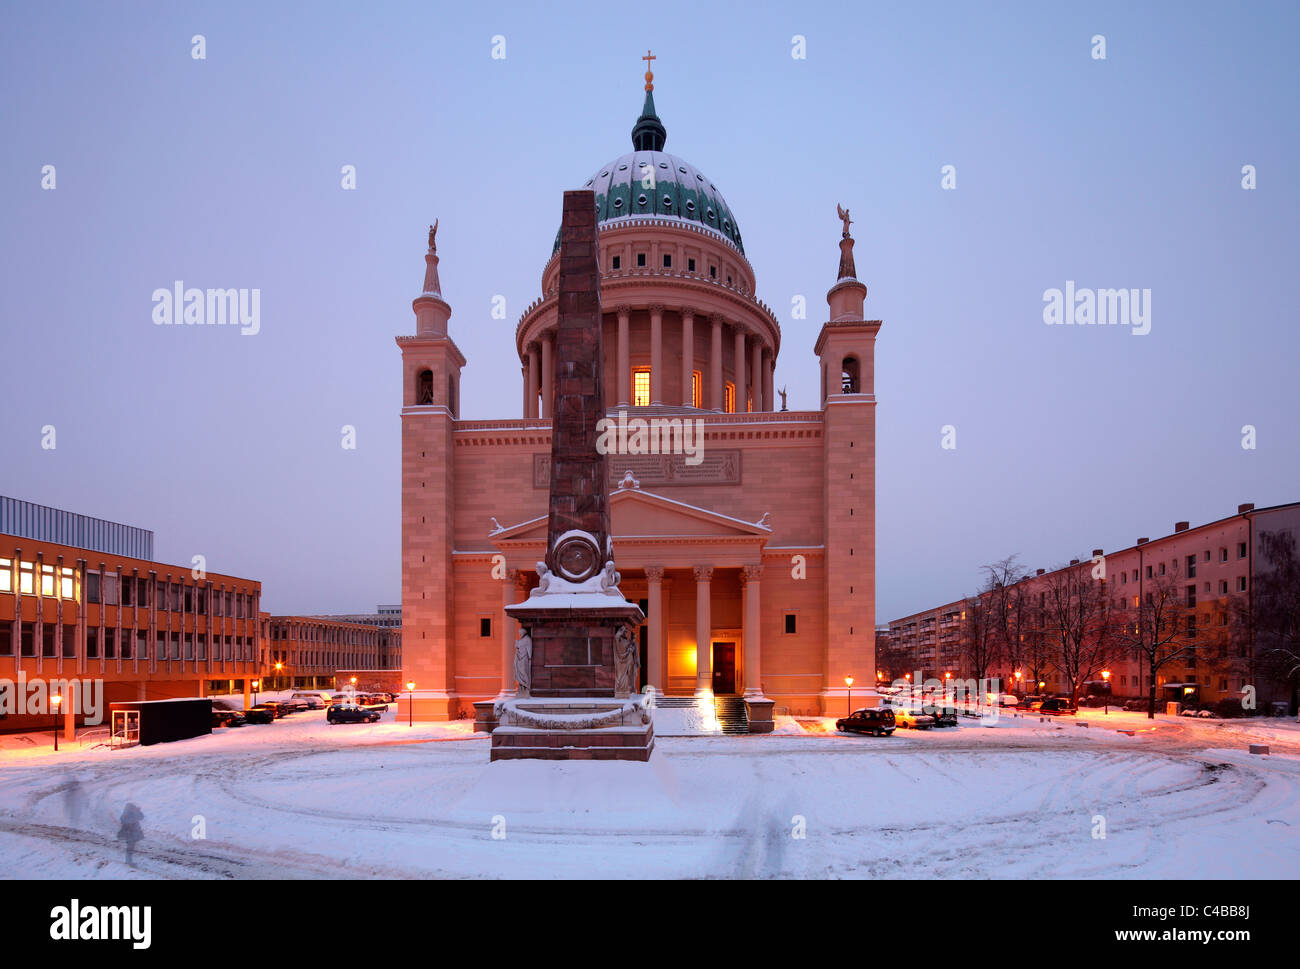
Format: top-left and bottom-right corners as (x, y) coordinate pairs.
(714, 695), (750, 735)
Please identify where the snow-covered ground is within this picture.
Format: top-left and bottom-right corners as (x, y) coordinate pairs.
(0, 706), (1297, 879)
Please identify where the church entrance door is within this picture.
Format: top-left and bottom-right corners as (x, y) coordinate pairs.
(712, 642), (736, 695)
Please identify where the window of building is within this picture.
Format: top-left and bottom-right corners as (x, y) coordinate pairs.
(1238, 542), (1247, 559)
(87, 628), (99, 658)
(1237, 576), (1247, 592)
(19, 622), (35, 657)
(1186, 585), (1196, 607)
(691, 371), (702, 408)
(85, 571), (99, 602)
(0, 558), (10, 593)
(688, 258), (696, 272)
(19, 562), (35, 595)
(1203, 550), (1211, 561)
(121, 575), (134, 606)
(709, 265), (717, 278)
(1185, 555), (1196, 578)
(633, 368), (651, 407)
(662, 253), (672, 269)
(724, 381), (735, 413)
(1219, 580), (1228, 594)
(1159, 562), (1166, 576)
(1145, 565), (1152, 579)
(1220, 547), (1228, 562)
(480, 617), (492, 638)
(636, 252), (646, 267)
(105, 628), (116, 659)
(40, 565), (55, 596)
(611, 255), (621, 270)
(42, 624), (55, 657)
(784, 613), (797, 634)
(0, 625), (11, 656)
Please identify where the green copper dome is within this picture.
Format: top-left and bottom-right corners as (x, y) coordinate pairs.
(553, 90), (744, 255)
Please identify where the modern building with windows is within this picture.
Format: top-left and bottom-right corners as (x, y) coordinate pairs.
(1, 528), (263, 733)
(262, 615), (402, 691)
(880, 500), (1300, 711)
(398, 69), (880, 724)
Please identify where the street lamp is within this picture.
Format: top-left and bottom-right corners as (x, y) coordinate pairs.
(407, 680), (416, 728)
(252, 679), (260, 705)
(844, 676), (854, 716)
(274, 661), (284, 690)
(1014, 670), (1023, 696)
(1101, 669), (1112, 714)
(51, 693), (62, 752)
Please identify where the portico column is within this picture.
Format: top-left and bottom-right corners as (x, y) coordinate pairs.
(751, 339), (764, 412)
(616, 305), (631, 407)
(742, 564), (765, 696)
(500, 568), (521, 696)
(694, 565), (713, 695)
(646, 566), (665, 692)
(680, 310), (695, 406)
(649, 304), (664, 405)
(541, 331), (554, 419)
(710, 316), (723, 412)
(525, 343), (540, 419)
(733, 324), (747, 412)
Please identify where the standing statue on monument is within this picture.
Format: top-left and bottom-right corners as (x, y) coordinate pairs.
(513, 627), (533, 696)
(613, 625), (639, 697)
(836, 203), (852, 238)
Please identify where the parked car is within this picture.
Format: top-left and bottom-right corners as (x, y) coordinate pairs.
(357, 695), (390, 711)
(928, 705), (959, 728)
(836, 708), (896, 736)
(893, 707), (935, 729)
(1037, 697), (1076, 715)
(211, 707), (246, 728)
(276, 697), (309, 713)
(257, 701), (289, 719)
(290, 692), (329, 710)
(327, 703), (381, 724)
(243, 705), (276, 724)
(998, 694), (1020, 707)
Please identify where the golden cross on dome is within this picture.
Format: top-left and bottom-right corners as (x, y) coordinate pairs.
(642, 49), (656, 91)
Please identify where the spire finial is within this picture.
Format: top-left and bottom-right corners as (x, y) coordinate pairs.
(632, 53), (666, 151)
(428, 218), (438, 253)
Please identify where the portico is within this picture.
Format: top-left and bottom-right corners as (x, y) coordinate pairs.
(489, 484), (771, 703)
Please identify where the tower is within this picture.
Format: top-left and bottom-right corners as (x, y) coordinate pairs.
(397, 222), (466, 720)
(815, 206), (880, 713)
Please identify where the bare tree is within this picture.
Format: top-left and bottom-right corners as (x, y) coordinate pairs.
(984, 555), (1029, 690)
(1114, 569), (1197, 720)
(959, 587), (999, 682)
(1042, 562), (1117, 706)
(1244, 530), (1300, 714)
(1021, 596), (1056, 696)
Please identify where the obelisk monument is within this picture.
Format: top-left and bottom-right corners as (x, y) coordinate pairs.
(492, 190), (653, 761)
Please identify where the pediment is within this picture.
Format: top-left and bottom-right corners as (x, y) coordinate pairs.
(490, 487), (770, 544)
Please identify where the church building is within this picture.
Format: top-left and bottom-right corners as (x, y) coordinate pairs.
(397, 62), (881, 725)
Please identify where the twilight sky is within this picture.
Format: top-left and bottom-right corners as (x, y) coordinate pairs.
(1, 0), (1296, 619)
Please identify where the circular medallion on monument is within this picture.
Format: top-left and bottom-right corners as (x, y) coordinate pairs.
(553, 530), (602, 581)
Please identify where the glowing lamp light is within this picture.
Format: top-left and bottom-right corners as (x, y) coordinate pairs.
(1101, 670), (1112, 681)
(844, 676), (854, 687)
(407, 681), (415, 692)
(905, 673), (912, 682)
(51, 693), (62, 709)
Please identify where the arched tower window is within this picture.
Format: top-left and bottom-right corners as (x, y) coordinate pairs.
(416, 369), (434, 405)
(841, 356), (861, 394)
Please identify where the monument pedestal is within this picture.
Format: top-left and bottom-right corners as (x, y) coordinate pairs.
(490, 697), (654, 762)
(496, 596), (651, 761)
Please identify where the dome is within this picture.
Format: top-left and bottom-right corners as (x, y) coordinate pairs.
(552, 85), (744, 255)
(579, 150), (744, 253)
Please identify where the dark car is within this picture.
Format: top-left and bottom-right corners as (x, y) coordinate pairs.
(836, 708), (896, 736)
(327, 703), (381, 724)
(276, 697), (309, 713)
(256, 701), (289, 719)
(1038, 697), (1076, 715)
(928, 705), (959, 727)
(211, 708), (246, 728)
(358, 695), (390, 712)
(243, 705), (276, 724)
